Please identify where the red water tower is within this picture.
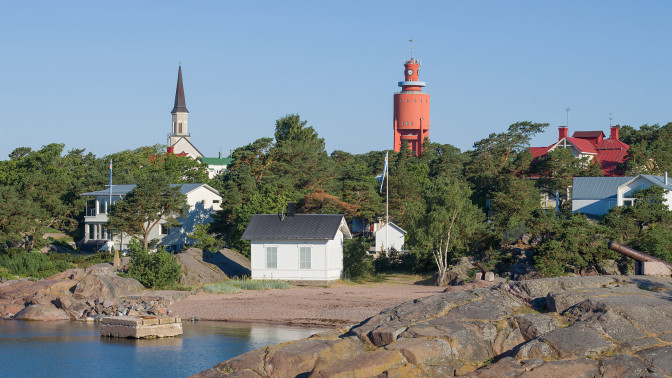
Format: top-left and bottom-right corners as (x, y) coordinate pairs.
(393, 58), (430, 156)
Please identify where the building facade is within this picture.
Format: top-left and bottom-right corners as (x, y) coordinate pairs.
(531, 126), (630, 177)
(81, 183), (222, 251)
(242, 211), (352, 282)
(393, 58), (430, 156)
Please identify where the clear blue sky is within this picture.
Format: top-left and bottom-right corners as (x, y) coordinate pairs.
(3, 1), (671, 159)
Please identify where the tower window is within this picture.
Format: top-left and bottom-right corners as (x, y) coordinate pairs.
(406, 99), (408, 103)
(411, 121), (413, 126)
(414, 99), (416, 103)
(178, 123), (183, 134)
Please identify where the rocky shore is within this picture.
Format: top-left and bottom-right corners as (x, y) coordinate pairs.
(194, 275), (672, 377)
(0, 264), (179, 321)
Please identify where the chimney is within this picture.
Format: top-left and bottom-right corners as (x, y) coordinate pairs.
(558, 126), (568, 140)
(610, 125), (620, 140)
(218, 151), (222, 159)
(287, 202), (296, 217)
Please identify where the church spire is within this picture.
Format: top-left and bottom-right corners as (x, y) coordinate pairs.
(171, 65), (189, 114)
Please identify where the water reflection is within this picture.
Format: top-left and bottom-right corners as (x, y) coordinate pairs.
(0, 320), (322, 378)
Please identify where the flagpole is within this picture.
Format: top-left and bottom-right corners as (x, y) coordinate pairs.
(109, 160), (112, 241)
(386, 152), (389, 257)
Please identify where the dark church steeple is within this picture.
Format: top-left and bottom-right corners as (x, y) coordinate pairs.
(171, 65), (189, 114)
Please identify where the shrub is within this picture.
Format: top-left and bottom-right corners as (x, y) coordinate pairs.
(124, 241), (182, 288)
(343, 237), (374, 280)
(0, 249), (72, 279)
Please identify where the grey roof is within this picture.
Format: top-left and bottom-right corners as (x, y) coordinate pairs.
(242, 214), (351, 241)
(572, 177), (632, 200)
(637, 175), (672, 191)
(81, 183), (218, 197)
(573, 175), (672, 200)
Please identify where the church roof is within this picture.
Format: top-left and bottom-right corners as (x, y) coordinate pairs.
(171, 66), (189, 114)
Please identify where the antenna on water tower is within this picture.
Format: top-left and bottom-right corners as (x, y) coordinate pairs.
(409, 38), (414, 59)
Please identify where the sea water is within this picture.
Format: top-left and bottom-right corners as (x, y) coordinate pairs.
(0, 320), (321, 377)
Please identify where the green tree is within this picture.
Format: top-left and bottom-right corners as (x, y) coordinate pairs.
(532, 147), (603, 208)
(603, 186), (672, 262)
(409, 176), (486, 278)
(342, 237), (374, 280)
(124, 240), (182, 288)
(533, 214), (614, 276)
(465, 121), (548, 208)
(107, 174), (188, 250)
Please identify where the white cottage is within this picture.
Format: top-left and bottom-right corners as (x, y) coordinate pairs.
(242, 210), (352, 282)
(375, 222), (407, 253)
(81, 183), (222, 251)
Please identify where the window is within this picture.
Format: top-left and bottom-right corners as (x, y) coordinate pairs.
(159, 224), (169, 235)
(178, 123), (183, 134)
(213, 200), (220, 204)
(266, 247), (277, 269)
(299, 247), (311, 269)
(411, 121), (413, 126)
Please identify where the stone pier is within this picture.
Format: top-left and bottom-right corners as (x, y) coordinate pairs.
(100, 316), (183, 339)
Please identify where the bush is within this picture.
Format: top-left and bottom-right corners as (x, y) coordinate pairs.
(201, 279), (290, 294)
(343, 237), (374, 280)
(0, 249), (72, 279)
(124, 241), (182, 288)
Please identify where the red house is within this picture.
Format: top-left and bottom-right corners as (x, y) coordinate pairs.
(530, 126), (630, 177)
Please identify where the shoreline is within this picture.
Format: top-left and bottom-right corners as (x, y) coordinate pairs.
(169, 277), (499, 329)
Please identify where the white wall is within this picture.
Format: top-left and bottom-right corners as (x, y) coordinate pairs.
(88, 185), (222, 251)
(250, 230), (345, 281)
(375, 224), (405, 252)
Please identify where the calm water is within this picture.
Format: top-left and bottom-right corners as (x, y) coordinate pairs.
(0, 320), (322, 378)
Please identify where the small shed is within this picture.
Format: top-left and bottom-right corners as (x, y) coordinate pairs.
(242, 211), (352, 282)
(375, 222), (407, 252)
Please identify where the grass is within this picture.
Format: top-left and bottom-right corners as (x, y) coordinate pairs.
(201, 279), (291, 294)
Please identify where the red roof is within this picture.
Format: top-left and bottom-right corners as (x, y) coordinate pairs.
(565, 137), (598, 154)
(573, 131), (604, 138)
(530, 127), (630, 177)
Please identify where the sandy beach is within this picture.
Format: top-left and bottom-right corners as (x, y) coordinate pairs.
(170, 276), (448, 328)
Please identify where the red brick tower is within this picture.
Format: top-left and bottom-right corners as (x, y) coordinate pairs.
(393, 58), (430, 156)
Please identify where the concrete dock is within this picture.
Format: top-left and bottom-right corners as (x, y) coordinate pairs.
(100, 316), (183, 339)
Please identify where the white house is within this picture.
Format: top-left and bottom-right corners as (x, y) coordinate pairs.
(572, 174), (672, 216)
(199, 154), (233, 179)
(81, 183), (222, 251)
(241, 208), (352, 282)
(375, 222), (407, 253)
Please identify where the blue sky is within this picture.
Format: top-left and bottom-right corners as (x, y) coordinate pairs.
(2, 1), (671, 159)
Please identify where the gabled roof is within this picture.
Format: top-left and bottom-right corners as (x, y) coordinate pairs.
(620, 175), (672, 192)
(564, 137), (598, 154)
(200, 157), (233, 166)
(81, 183), (220, 197)
(170, 137), (204, 158)
(572, 177), (632, 200)
(242, 214), (352, 241)
(530, 127), (631, 177)
(171, 66), (189, 114)
(375, 222), (407, 235)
